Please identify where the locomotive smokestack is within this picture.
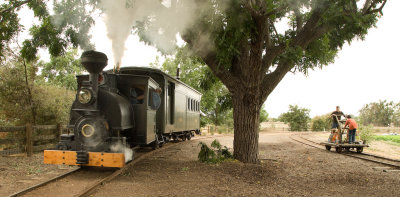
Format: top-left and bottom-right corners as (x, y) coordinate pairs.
(80, 50), (108, 74)
(176, 64), (180, 80)
(80, 51), (108, 108)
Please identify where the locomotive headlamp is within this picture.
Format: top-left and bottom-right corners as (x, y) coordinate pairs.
(81, 124), (95, 137)
(78, 88), (94, 104)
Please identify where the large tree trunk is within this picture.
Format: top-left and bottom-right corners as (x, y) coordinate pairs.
(232, 92), (261, 163)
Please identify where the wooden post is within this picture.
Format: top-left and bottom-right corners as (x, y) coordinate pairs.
(56, 123), (62, 141)
(26, 123), (33, 157)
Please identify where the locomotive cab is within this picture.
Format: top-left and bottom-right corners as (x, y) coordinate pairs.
(116, 74), (161, 145)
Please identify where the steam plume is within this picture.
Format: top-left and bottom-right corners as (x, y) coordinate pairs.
(110, 141), (133, 162)
(100, 0), (199, 65)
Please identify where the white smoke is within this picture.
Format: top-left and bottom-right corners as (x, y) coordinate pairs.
(100, 0), (199, 66)
(110, 141), (134, 163)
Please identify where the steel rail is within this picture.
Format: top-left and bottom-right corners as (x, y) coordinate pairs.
(8, 168), (82, 197)
(289, 135), (400, 169)
(297, 135), (400, 163)
(76, 135), (215, 197)
(8, 135), (218, 197)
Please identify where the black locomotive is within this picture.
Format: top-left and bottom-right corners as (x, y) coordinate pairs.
(44, 50), (201, 167)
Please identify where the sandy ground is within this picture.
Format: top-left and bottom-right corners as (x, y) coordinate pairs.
(90, 132), (400, 196)
(1, 131), (399, 196)
(0, 153), (78, 196)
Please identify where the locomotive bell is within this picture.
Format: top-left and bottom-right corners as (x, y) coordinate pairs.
(80, 50), (108, 74)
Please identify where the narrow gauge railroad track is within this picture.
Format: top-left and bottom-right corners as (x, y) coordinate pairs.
(289, 134), (400, 170)
(9, 135), (215, 197)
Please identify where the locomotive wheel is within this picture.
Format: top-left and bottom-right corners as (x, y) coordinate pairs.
(356, 147), (363, 153)
(335, 147), (342, 153)
(325, 145), (331, 151)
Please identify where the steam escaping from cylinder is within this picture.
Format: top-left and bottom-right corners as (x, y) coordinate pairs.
(110, 141), (133, 163)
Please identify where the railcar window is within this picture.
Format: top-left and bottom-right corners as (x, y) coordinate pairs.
(130, 85), (145, 104)
(148, 87), (161, 110)
(187, 98), (190, 110)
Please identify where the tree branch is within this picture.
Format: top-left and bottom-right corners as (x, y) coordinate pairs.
(363, 0), (387, 15)
(0, 0), (33, 15)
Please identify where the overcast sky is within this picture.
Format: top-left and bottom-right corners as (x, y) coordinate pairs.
(18, 1), (400, 118)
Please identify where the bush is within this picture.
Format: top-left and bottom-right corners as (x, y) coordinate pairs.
(279, 105), (310, 131)
(198, 140), (233, 163)
(359, 124), (374, 143)
(311, 114), (331, 131)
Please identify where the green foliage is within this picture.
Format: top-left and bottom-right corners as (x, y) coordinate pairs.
(279, 105), (310, 131)
(0, 0), (96, 62)
(0, 54), (75, 125)
(39, 48), (84, 90)
(359, 124), (374, 143)
(259, 105), (269, 123)
(371, 135), (400, 144)
(198, 140), (233, 163)
(359, 100), (399, 126)
(311, 114), (331, 131)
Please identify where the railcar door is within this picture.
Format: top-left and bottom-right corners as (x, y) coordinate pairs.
(146, 81), (162, 144)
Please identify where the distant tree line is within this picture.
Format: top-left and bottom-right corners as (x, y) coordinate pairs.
(278, 100), (400, 131)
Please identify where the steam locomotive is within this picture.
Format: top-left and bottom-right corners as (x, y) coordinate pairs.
(44, 51), (201, 167)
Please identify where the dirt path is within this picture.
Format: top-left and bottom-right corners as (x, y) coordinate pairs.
(0, 153), (78, 197)
(89, 133), (400, 196)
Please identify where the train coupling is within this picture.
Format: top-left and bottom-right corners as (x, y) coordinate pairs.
(44, 150), (125, 168)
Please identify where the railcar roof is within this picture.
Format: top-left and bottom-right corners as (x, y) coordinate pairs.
(112, 66), (202, 96)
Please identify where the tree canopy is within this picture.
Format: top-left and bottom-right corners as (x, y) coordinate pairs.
(0, 0), (96, 62)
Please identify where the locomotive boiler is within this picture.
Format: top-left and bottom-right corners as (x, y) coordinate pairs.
(44, 50), (201, 167)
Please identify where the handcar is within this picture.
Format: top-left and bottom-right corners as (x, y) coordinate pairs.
(320, 115), (368, 153)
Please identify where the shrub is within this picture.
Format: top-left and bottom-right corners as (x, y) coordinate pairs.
(279, 105), (310, 131)
(359, 124), (374, 143)
(311, 114), (331, 131)
(198, 140), (233, 163)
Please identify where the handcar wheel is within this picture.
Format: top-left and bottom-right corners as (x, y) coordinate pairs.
(356, 147), (363, 153)
(335, 147), (342, 153)
(325, 145), (331, 151)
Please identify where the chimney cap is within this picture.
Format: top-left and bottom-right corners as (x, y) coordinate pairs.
(80, 50), (108, 74)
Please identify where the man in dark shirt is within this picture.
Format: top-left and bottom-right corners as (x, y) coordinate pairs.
(329, 106), (345, 143)
(331, 106), (345, 129)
